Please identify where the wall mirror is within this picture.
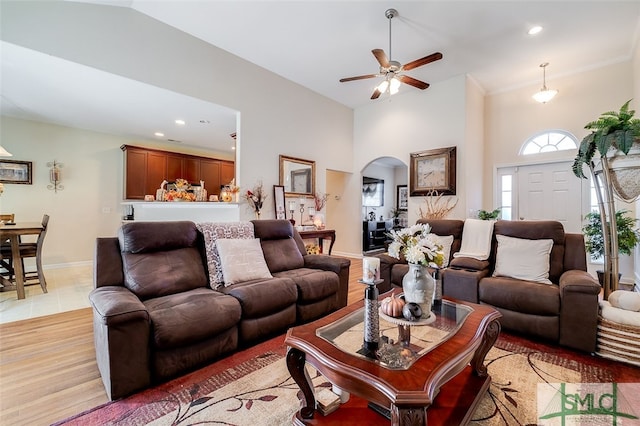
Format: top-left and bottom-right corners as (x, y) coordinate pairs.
(279, 155), (315, 197)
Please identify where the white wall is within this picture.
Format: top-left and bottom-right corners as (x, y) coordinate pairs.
(1, 117), (124, 265)
(1, 1), (354, 262)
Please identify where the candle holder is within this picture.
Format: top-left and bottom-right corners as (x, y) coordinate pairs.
(357, 279), (383, 357)
(299, 199), (306, 225)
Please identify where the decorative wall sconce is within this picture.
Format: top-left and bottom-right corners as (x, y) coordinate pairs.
(47, 160), (63, 192)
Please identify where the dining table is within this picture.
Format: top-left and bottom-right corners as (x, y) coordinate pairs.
(0, 222), (44, 300)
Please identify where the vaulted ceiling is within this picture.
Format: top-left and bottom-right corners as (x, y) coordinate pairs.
(1, 1), (639, 151)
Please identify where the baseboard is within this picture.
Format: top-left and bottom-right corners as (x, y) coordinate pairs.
(42, 260), (92, 270)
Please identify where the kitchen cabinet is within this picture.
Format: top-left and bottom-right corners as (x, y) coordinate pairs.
(121, 145), (234, 199)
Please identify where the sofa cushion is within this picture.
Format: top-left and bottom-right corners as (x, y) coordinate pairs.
(608, 290), (640, 312)
(274, 268), (339, 304)
(122, 247), (207, 300)
(119, 221), (199, 254)
(197, 222), (255, 289)
(430, 234), (454, 267)
(221, 277), (298, 318)
(216, 238), (273, 285)
(493, 220), (565, 283)
(480, 277), (560, 316)
(492, 234), (553, 284)
(144, 288), (241, 349)
(261, 238), (305, 273)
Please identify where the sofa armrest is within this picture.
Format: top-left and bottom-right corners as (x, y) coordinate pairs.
(449, 256), (491, 272)
(89, 286), (151, 400)
(558, 270), (600, 352)
(441, 267), (489, 304)
(89, 286), (149, 326)
(304, 255), (351, 308)
(377, 253), (404, 293)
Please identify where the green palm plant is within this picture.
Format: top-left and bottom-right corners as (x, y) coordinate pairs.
(572, 100), (640, 179)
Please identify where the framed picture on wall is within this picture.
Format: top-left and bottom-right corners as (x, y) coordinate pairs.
(409, 147), (456, 196)
(396, 185), (408, 211)
(0, 160), (32, 184)
(291, 169), (312, 194)
(273, 185), (286, 220)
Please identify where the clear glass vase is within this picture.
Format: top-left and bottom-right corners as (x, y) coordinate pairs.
(402, 263), (435, 315)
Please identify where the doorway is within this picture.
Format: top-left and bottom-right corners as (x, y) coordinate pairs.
(361, 157), (408, 254)
(496, 161), (589, 233)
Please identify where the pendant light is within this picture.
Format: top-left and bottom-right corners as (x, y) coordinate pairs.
(532, 62), (558, 104)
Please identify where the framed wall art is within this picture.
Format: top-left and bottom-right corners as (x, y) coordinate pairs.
(409, 147), (456, 196)
(396, 185), (408, 211)
(362, 176), (384, 207)
(273, 185), (286, 220)
(0, 159), (32, 184)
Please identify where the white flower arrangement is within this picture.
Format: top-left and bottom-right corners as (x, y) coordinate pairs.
(387, 223), (445, 267)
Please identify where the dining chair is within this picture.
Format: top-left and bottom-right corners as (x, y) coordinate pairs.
(0, 214), (49, 294)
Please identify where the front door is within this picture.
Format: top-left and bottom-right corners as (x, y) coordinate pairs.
(497, 161), (588, 233)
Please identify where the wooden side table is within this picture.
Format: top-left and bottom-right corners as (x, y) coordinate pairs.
(299, 229), (336, 255)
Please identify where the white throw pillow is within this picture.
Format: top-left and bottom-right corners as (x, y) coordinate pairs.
(429, 234), (454, 268)
(608, 290), (640, 312)
(492, 234), (553, 284)
(197, 222), (255, 289)
(216, 238), (273, 286)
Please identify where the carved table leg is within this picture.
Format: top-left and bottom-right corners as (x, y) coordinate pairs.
(286, 347), (315, 419)
(391, 405), (427, 426)
(471, 319), (501, 377)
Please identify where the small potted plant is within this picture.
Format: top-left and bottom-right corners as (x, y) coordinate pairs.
(389, 207), (404, 226)
(582, 209), (640, 285)
(477, 208), (501, 220)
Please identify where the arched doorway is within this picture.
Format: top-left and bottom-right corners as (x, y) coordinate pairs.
(361, 156), (408, 254)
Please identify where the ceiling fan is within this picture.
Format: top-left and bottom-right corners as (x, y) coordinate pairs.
(339, 8), (443, 100)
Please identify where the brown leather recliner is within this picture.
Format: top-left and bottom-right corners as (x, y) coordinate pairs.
(90, 220), (351, 400)
(445, 220), (600, 352)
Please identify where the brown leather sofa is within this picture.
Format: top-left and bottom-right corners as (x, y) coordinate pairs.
(90, 219), (350, 400)
(378, 219), (600, 352)
(377, 219), (464, 293)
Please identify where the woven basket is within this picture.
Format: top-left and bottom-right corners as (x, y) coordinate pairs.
(596, 316), (640, 367)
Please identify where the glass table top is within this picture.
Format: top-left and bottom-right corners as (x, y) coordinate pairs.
(316, 299), (473, 370)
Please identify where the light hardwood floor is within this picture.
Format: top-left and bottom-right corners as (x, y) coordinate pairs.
(0, 257), (365, 425)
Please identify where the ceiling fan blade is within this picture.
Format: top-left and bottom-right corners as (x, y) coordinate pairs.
(371, 88), (382, 100)
(339, 74), (378, 83)
(398, 75), (430, 90)
(372, 49), (390, 68)
(402, 52), (443, 71)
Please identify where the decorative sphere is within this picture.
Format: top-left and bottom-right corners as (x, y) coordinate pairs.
(402, 303), (423, 321)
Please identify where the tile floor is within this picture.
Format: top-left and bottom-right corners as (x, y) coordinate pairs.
(0, 263), (93, 324)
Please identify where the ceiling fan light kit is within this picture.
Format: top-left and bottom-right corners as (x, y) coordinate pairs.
(532, 62), (558, 104)
(339, 8), (443, 100)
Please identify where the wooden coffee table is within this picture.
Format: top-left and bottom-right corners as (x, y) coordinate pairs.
(285, 290), (501, 425)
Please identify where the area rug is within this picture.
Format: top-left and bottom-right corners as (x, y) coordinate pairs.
(56, 333), (640, 426)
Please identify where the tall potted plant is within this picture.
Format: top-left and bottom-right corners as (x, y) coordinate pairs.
(572, 100), (640, 298)
(582, 210), (640, 285)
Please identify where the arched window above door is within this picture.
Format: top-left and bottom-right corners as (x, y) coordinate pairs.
(519, 130), (578, 155)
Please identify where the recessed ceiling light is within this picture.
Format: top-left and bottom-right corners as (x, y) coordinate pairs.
(154, 132), (164, 137)
(231, 146), (236, 150)
(175, 119), (186, 126)
(528, 26), (543, 35)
